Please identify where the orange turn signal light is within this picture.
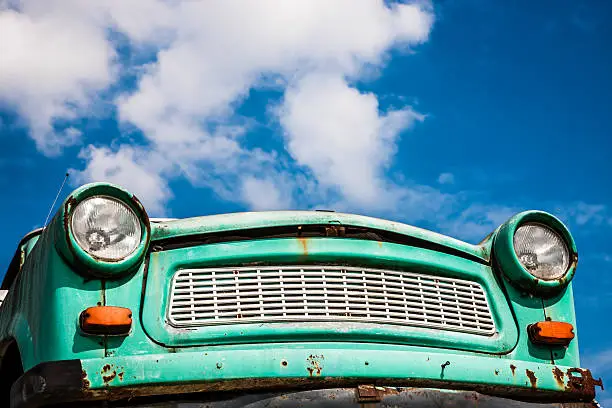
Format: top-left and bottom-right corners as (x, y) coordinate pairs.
(79, 306), (132, 336)
(528, 321), (574, 346)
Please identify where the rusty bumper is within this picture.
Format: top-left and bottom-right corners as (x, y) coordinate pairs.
(10, 356), (603, 408)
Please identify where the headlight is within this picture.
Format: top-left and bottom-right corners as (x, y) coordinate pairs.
(54, 183), (151, 279)
(513, 223), (570, 280)
(492, 211), (577, 295)
(71, 196), (142, 261)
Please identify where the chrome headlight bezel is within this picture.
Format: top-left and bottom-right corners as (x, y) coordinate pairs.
(57, 183), (151, 279)
(493, 211), (578, 295)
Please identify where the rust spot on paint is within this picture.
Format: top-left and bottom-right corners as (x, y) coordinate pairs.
(566, 368), (604, 395)
(377, 241), (383, 248)
(526, 369), (537, 388)
(510, 364), (516, 376)
(102, 371), (116, 384)
(81, 369), (90, 389)
(118, 371), (124, 381)
(494, 370), (499, 376)
(101, 364), (117, 385)
(306, 354), (324, 376)
(297, 237), (309, 256)
(553, 367), (565, 387)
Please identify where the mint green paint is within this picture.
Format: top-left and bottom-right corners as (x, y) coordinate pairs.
(104, 262), (168, 358)
(0, 182), (590, 401)
(53, 182), (151, 278)
(497, 280), (553, 363)
(542, 285), (580, 367)
(141, 238), (518, 353)
(151, 211), (489, 262)
(22, 235), (40, 256)
(80, 344), (577, 393)
(0, 221), (104, 371)
(493, 211), (578, 295)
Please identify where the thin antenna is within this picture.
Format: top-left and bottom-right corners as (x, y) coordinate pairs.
(43, 172), (70, 229)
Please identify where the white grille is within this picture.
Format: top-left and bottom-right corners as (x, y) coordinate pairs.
(167, 266), (496, 336)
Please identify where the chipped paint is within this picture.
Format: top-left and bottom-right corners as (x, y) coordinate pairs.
(526, 369), (538, 388)
(566, 368), (604, 394)
(81, 369), (90, 389)
(553, 367), (565, 387)
(297, 237), (309, 256)
(101, 364), (116, 384)
(100, 363), (125, 386)
(306, 354), (324, 376)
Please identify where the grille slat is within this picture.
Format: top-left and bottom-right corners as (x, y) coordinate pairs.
(174, 270), (479, 292)
(170, 310), (493, 328)
(170, 300), (493, 319)
(167, 266), (496, 336)
(169, 294), (492, 315)
(172, 281), (488, 301)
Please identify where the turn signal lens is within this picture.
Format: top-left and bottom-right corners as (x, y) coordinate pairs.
(528, 321), (574, 346)
(79, 306), (132, 336)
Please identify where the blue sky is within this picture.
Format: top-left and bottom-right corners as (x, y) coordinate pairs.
(1, 0), (611, 402)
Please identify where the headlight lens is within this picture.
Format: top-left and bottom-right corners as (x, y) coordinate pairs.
(71, 196), (142, 261)
(513, 223), (570, 280)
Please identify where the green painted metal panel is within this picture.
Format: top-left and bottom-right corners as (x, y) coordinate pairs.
(150, 211), (490, 262)
(0, 224), (104, 371)
(141, 238), (518, 353)
(80, 343), (579, 394)
(104, 262), (169, 358)
(542, 285), (580, 367)
(497, 280), (553, 363)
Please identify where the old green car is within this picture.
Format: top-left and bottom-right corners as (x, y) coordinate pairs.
(0, 182), (603, 407)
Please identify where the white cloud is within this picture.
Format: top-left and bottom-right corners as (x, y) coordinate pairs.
(581, 348), (612, 376)
(279, 73), (425, 207)
(71, 145), (172, 215)
(437, 172), (454, 185)
(240, 176), (289, 211)
(111, 0), (434, 213)
(553, 201), (611, 229)
(571, 202), (607, 226)
(3, 1), (444, 217)
(0, 5), (115, 155)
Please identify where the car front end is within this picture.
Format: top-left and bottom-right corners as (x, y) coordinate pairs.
(1, 182), (603, 407)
